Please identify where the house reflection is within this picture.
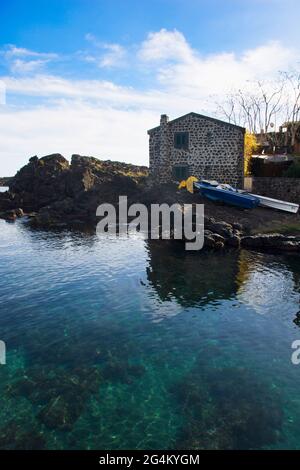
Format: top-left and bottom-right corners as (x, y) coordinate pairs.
(145, 240), (239, 308)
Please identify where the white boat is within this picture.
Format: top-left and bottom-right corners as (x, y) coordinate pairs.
(248, 193), (299, 213)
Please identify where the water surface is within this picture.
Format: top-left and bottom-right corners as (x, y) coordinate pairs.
(0, 220), (300, 449)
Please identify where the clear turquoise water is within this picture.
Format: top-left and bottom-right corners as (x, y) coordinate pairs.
(0, 219), (300, 449)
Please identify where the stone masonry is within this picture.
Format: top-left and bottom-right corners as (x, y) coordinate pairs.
(252, 177), (300, 204)
(148, 112), (245, 186)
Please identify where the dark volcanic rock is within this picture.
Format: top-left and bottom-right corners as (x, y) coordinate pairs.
(0, 207), (24, 221)
(205, 217), (234, 238)
(0, 154), (147, 226)
(204, 230), (225, 249)
(9, 154), (70, 211)
(65, 155), (98, 196)
(241, 234), (300, 252)
(0, 176), (12, 186)
(226, 233), (241, 248)
(2, 153), (299, 256)
(0, 191), (21, 211)
(4, 153), (148, 226)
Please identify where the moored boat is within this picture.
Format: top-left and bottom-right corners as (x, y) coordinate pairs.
(248, 193), (299, 213)
(194, 182), (260, 209)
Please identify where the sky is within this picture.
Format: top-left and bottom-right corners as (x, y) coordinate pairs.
(0, 0), (300, 175)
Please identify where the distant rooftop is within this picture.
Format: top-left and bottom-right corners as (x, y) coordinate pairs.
(147, 112), (245, 134)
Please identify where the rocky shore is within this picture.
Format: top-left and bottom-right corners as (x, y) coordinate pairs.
(1, 153), (300, 252)
(0, 177), (12, 187)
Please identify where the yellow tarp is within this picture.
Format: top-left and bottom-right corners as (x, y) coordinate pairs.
(178, 176), (198, 193)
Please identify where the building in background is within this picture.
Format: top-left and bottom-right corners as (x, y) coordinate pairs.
(148, 112), (245, 186)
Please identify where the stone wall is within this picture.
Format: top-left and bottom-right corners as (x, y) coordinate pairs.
(252, 177), (300, 203)
(148, 113), (245, 186)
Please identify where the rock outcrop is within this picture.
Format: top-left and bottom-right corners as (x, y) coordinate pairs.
(241, 233), (300, 252)
(0, 177), (12, 187)
(0, 153), (148, 226)
(1, 153), (300, 253)
(9, 154), (70, 211)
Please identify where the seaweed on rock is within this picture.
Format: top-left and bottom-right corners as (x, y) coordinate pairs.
(172, 360), (284, 450)
(0, 419), (46, 450)
(6, 366), (102, 432)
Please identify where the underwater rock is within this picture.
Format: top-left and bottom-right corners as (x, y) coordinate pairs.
(6, 374), (36, 399)
(72, 366), (102, 394)
(7, 365), (102, 432)
(102, 359), (145, 384)
(38, 395), (83, 431)
(173, 362), (283, 450)
(0, 420), (46, 450)
(8, 366), (101, 404)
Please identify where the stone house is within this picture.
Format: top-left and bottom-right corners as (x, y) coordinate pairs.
(148, 112), (245, 186)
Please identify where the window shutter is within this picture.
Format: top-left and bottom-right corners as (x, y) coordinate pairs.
(174, 132), (189, 150)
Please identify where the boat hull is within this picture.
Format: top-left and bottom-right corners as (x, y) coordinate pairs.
(249, 193), (299, 213)
(195, 183), (260, 209)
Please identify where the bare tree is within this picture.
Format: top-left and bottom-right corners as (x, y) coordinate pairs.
(215, 77), (286, 134)
(256, 79), (285, 133)
(215, 94), (239, 125)
(281, 70), (300, 147)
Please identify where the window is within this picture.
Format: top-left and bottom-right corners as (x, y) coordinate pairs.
(174, 132), (189, 150)
(172, 165), (189, 181)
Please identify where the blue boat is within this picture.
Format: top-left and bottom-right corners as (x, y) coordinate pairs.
(194, 181), (260, 209)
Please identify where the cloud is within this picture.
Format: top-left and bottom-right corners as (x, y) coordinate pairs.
(138, 31), (297, 98)
(99, 43), (126, 68)
(1, 44), (59, 75)
(0, 30), (299, 175)
(242, 40), (295, 75)
(3, 45), (58, 60)
(84, 34), (127, 68)
(0, 102), (156, 175)
(10, 59), (52, 74)
(138, 28), (193, 63)
(1, 74), (210, 116)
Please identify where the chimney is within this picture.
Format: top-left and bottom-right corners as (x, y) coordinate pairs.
(160, 114), (169, 125)
(159, 114), (170, 177)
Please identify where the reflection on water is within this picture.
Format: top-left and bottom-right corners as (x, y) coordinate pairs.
(237, 250), (299, 318)
(0, 220), (300, 449)
(146, 240), (239, 307)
